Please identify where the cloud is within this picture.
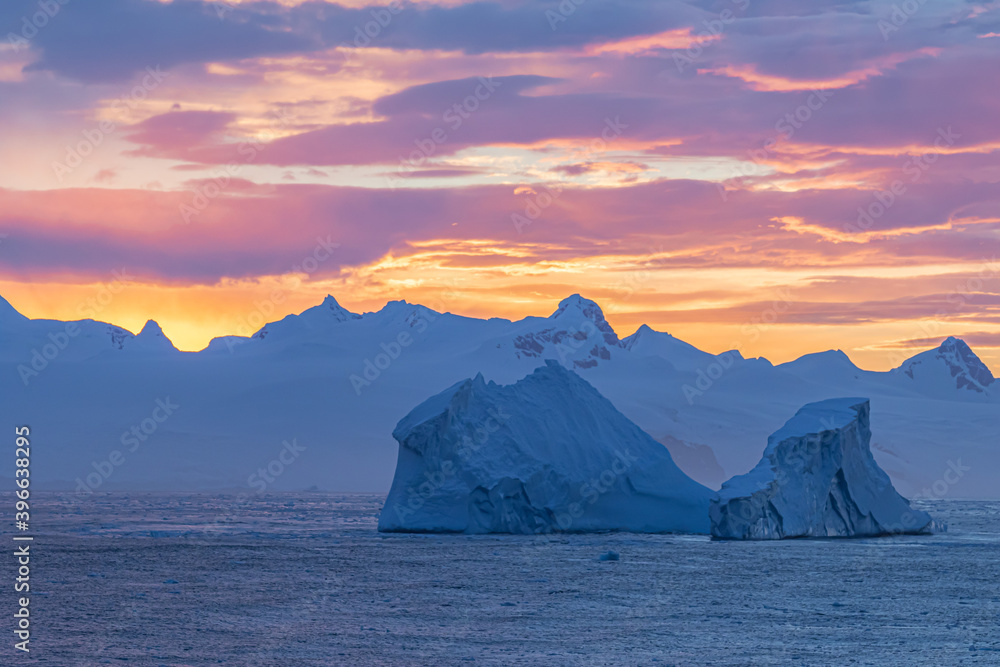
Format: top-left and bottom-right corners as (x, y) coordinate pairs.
(875, 332), (1000, 349)
(4, 0), (1000, 363)
(1, 174), (997, 286)
(9, 0), (704, 82)
(92, 168), (118, 183)
(697, 48), (941, 92)
(14, 0), (313, 83)
(120, 74), (654, 167)
(125, 110), (237, 161)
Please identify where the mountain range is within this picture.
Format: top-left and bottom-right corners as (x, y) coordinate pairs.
(1, 293), (995, 498)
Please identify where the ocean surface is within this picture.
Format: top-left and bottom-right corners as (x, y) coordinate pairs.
(1, 494), (998, 666)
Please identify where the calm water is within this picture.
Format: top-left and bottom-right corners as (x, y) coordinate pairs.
(1, 494), (998, 666)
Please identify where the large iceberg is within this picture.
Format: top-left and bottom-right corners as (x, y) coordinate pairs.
(710, 398), (933, 539)
(379, 360), (712, 534)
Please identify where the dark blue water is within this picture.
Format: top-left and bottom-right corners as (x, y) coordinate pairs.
(1, 494), (998, 665)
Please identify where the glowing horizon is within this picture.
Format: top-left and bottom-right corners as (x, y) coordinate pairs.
(4, 279), (998, 374)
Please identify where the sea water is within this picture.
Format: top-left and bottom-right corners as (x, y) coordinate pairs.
(2, 494), (998, 665)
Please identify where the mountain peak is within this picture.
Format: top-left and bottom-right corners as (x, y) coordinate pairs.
(621, 323), (679, 349)
(620, 324), (647, 350)
(899, 336), (995, 393)
(507, 296), (620, 368)
(799, 349), (854, 364)
(320, 295), (361, 320)
(251, 294), (361, 340)
(549, 294), (619, 345)
(618, 323), (720, 371)
(139, 320), (165, 337)
(778, 349), (860, 378)
(124, 319), (178, 352)
(0, 294), (28, 323)
(936, 337), (994, 386)
(552, 294), (600, 315)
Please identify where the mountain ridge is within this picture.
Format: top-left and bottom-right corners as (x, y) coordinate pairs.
(0, 292), (995, 378)
(1, 290), (997, 497)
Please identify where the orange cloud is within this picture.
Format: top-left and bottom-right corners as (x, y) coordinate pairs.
(773, 216), (959, 243)
(4, 235), (998, 374)
(584, 29), (718, 56)
(699, 48), (942, 91)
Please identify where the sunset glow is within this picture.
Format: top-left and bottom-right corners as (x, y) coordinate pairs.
(2, 0), (998, 371)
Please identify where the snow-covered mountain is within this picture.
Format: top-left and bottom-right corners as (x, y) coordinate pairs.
(0, 309), (176, 367)
(126, 320), (180, 354)
(896, 336), (996, 395)
(0, 294), (28, 324)
(250, 295), (362, 343)
(776, 349), (862, 382)
(621, 323), (736, 372)
(497, 294), (622, 369)
(1, 293), (997, 499)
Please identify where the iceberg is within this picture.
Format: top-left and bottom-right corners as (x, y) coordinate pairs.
(379, 360), (712, 534)
(710, 398), (933, 539)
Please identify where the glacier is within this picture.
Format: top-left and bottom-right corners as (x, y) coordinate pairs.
(710, 398), (934, 539)
(379, 360), (713, 534)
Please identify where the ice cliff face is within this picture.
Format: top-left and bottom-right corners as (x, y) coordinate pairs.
(379, 360), (712, 534)
(710, 398), (933, 539)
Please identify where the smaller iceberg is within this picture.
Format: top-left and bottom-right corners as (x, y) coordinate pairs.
(710, 398), (933, 539)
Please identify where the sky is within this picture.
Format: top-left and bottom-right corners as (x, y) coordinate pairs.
(0, 0), (998, 371)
